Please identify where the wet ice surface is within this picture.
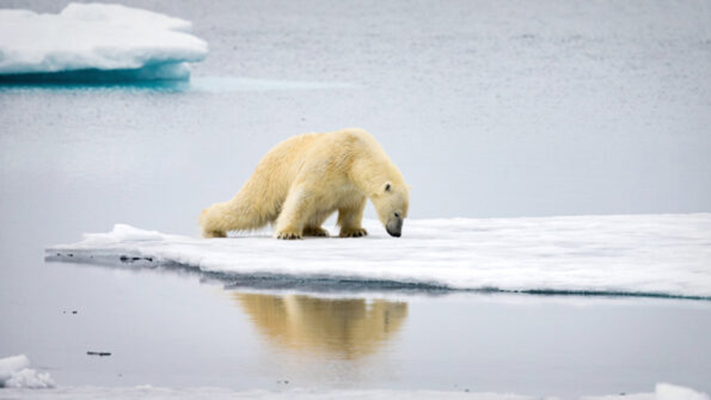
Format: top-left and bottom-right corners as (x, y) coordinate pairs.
(46, 214), (711, 299)
(2, 0), (711, 398)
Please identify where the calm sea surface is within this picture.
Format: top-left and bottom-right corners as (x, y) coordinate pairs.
(2, 0), (710, 397)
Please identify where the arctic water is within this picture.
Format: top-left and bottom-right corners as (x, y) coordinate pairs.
(2, 0), (711, 398)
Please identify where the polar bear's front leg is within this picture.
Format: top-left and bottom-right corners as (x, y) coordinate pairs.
(275, 185), (311, 240)
(302, 210), (332, 237)
(338, 197), (368, 238)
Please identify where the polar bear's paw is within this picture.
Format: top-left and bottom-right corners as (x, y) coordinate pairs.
(203, 229), (227, 238)
(303, 227), (330, 237)
(339, 228), (368, 238)
(277, 231), (303, 240)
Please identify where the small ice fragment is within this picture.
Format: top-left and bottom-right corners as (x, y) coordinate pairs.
(0, 354), (55, 389)
(656, 383), (710, 400)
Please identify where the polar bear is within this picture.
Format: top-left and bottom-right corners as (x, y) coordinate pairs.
(199, 128), (409, 239)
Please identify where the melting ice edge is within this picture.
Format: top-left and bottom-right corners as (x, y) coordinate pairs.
(45, 214), (711, 301)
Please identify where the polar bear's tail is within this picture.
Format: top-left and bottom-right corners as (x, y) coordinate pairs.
(199, 188), (278, 238)
(198, 201), (258, 238)
(199, 203), (230, 238)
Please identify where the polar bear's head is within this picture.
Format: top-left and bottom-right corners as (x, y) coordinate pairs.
(370, 181), (410, 237)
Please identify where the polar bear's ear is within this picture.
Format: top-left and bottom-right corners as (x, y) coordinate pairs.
(384, 182), (392, 192)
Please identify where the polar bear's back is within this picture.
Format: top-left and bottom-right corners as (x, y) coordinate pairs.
(259, 128), (384, 175)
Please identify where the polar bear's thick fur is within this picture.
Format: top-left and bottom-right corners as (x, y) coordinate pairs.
(199, 128), (410, 239)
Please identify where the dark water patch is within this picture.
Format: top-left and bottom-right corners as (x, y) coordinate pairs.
(86, 351), (112, 357)
(120, 255), (155, 263)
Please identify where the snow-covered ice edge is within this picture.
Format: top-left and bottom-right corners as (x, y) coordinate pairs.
(0, 3), (207, 81)
(45, 214), (711, 301)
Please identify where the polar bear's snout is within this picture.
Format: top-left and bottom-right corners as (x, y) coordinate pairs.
(386, 216), (403, 237)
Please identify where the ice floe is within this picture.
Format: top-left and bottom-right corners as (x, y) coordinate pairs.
(0, 3), (207, 81)
(46, 214), (711, 300)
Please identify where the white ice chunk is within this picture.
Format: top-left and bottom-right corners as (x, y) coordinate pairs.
(0, 3), (207, 79)
(581, 383), (710, 400)
(0, 355), (54, 389)
(657, 383), (710, 400)
(86, 223), (171, 243)
(0, 355), (28, 384)
(46, 214), (711, 299)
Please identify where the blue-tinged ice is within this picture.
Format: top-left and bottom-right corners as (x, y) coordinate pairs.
(0, 3), (207, 82)
(45, 214), (711, 300)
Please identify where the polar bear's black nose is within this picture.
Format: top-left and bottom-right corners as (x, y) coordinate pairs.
(386, 217), (403, 237)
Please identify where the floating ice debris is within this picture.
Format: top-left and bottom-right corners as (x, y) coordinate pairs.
(0, 355), (54, 389)
(0, 3), (208, 82)
(581, 383), (710, 400)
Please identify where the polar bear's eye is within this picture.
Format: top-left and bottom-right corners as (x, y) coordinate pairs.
(384, 183), (392, 192)
(394, 212), (401, 218)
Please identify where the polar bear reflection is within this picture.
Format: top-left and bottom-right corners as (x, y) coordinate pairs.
(232, 294), (408, 359)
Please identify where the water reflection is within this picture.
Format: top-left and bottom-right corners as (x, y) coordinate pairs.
(232, 293), (408, 360)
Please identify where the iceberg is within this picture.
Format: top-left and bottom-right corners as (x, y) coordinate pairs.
(0, 3), (207, 82)
(46, 214), (711, 300)
(0, 355), (54, 389)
